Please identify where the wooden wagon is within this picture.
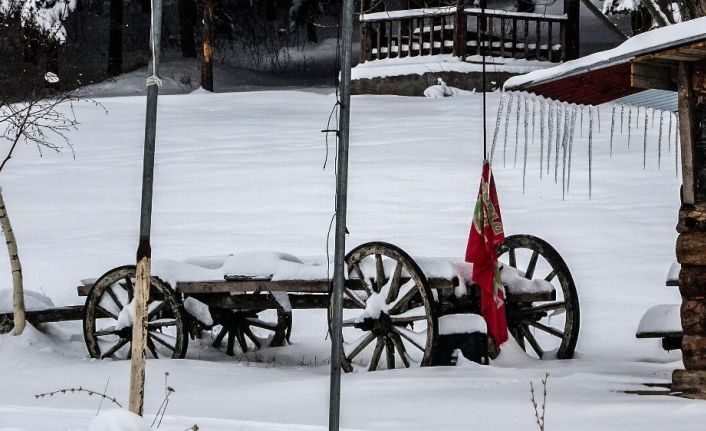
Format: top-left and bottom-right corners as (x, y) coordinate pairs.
(1, 235), (579, 370)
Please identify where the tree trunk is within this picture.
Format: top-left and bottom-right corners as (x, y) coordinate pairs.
(178, 0), (197, 58)
(0, 187), (25, 336)
(201, 0), (214, 92)
(107, 0), (123, 76)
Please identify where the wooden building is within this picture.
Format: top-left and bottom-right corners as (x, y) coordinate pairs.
(504, 17), (706, 396)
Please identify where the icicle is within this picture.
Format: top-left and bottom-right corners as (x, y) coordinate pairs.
(540, 99), (546, 180)
(668, 110), (673, 156)
(489, 92), (507, 164)
(589, 106), (594, 199)
(502, 92), (515, 167)
(567, 106), (578, 194)
(627, 105), (632, 148)
(675, 114), (680, 178)
(547, 101), (554, 175)
(609, 103), (616, 158)
(514, 93), (522, 167)
(620, 103), (625, 134)
(522, 97), (531, 194)
(597, 105), (601, 134)
(658, 111), (664, 169)
(554, 103), (562, 184)
(643, 108), (648, 169)
(579, 105), (584, 138)
(651, 107), (656, 129)
(561, 104), (570, 200)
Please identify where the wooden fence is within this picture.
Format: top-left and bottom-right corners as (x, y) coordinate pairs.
(359, 4), (578, 64)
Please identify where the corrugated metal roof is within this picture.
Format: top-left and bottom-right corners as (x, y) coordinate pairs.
(613, 89), (678, 112)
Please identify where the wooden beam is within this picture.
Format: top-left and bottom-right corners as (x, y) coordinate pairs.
(631, 61), (676, 91)
(678, 61), (696, 204)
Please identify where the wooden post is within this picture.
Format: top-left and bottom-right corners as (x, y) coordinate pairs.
(201, 0), (214, 92)
(673, 61), (706, 397)
(360, 0), (371, 62)
(562, 0), (579, 61)
(129, 0), (162, 416)
(453, 0), (466, 59)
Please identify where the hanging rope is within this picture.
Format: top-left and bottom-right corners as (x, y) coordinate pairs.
(146, 0), (162, 87)
(481, 2), (487, 161)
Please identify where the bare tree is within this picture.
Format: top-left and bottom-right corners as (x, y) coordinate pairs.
(0, 81), (91, 335)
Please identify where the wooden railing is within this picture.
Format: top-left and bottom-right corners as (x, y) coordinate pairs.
(359, 4), (576, 64)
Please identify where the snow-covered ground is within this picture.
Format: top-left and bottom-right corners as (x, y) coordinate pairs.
(0, 88), (699, 430)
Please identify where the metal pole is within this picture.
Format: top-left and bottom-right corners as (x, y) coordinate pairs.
(329, 0), (355, 428)
(129, 0), (162, 416)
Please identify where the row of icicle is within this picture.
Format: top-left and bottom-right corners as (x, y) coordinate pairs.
(488, 91), (680, 199)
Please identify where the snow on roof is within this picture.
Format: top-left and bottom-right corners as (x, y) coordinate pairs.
(504, 16), (706, 91)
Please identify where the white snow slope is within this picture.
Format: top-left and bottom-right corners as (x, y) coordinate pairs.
(0, 89), (698, 430)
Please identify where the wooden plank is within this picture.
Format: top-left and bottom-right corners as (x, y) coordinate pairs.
(453, 0), (466, 59)
(177, 279), (332, 294)
(682, 298), (706, 335)
(630, 61), (676, 91)
(523, 19), (529, 59)
(673, 369), (706, 393)
(676, 232), (706, 265)
(678, 61), (696, 204)
(0, 305), (85, 325)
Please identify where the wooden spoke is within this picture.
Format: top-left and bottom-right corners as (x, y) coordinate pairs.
(147, 319), (177, 330)
(243, 326), (262, 349)
(388, 284), (418, 315)
(235, 330), (248, 353)
(508, 248), (517, 268)
(390, 332), (410, 368)
(342, 318), (357, 327)
(352, 263), (372, 296)
(544, 270), (557, 282)
(147, 300), (168, 319)
(344, 288), (367, 309)
(122, 276), (134, 302)
(245, 318), (278, 330)
(146, 336), (160, 359)
(390, 314), (427, 324)
(386, 262), (403, 304)
(101, 338), (129, 359)
(393, 327), (425, 352)
(212, 326), (228, 347)
(346, 332), (376, 361)
(105, 286), (124, 311)
(368, 337), (385, 371)
(520, 324), (544, 359)
(525, 250), (539, 279)
(385, 337), (395, 370)
(95, 327), (121, 336)
(150, 333), (176, 352)
(527, 320), (564, 339)
(375, 254), (386, 292)
(526, 301), (565, 314)
(96, 304), (118, 320)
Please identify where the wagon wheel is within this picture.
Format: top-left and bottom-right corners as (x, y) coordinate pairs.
(83, 265), (188, 360)
(210, 299), (291, 356)
(333, 242), (437, 371)
(496, 235), (580, 360)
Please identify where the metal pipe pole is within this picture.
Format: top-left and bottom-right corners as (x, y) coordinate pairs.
(129, 0), (162, 416)
(329, 0), (355, 428)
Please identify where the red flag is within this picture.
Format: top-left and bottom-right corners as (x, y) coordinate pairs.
(465, 161), (508, 346)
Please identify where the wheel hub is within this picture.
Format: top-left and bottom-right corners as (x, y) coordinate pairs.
(354, 312), (393, 336)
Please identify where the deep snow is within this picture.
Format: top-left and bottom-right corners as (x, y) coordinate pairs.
(0, 88), (697, 430)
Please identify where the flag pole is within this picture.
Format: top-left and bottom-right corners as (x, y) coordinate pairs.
(129, 0), (162, 416)
(329, 0), (355, 428)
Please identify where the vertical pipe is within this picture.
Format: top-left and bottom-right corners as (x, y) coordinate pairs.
(329, 0), (355, 429)
(129, 0), (162, 417)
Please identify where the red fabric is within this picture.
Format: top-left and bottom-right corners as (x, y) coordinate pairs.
(465, 161), (508, 345)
